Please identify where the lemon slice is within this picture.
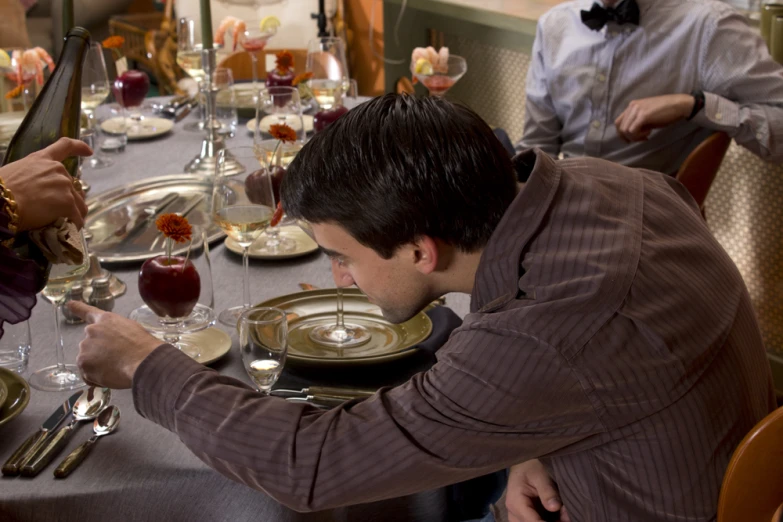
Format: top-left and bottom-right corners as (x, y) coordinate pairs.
(260, 16), (281, 33)
(0, 50), (11, 69)
(415, 58), (433, 75)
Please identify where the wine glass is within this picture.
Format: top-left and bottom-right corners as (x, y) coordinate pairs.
(306, 37), (350, 111)
(410, 54), (467, 98)
(228, 19), (277, 90)
(177, 17), (231, 133)
(29, 232), (91, 392)
(308, 287), (371, 348)
(239, 307), (287, 394)
(112, 69), (150, 136)
(253, 86), (304, 253)
(80, 43), (112, 169)
(212, 146), (276, 326)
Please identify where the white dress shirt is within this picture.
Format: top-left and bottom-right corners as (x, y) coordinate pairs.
(519, 0), (783, 174)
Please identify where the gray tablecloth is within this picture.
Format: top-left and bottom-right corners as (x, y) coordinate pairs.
(0, 97), (472, 521)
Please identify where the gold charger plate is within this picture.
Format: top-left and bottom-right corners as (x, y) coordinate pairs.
(224, 225), (320, 260)
(0, 376), (7, 411)
(257, 288), (433, 366)
(0, 368), (31, 427)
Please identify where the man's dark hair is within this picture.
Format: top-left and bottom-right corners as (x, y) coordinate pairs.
(281, 94), (518, 259)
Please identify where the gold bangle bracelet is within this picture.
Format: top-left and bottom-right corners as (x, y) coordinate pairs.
(0, 175), (20, 238)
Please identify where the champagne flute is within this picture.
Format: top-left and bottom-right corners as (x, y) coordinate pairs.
(253, 86), (305, 254)
(212, 146), (275, 326)
(239, 307), (287, 394)
(306, 37), (351, 111)
(29, 232), (90, 392)
(80, 43), (112, 169)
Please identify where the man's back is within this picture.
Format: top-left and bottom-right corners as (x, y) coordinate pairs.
(465, 151), (775, 520)
(521, 0), (783, 173)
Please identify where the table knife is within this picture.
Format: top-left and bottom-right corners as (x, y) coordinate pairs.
(115, 192), (179, 246)
(271, 386), (376, 401)
(1, 392), (81, 476)
(174, 103), (193, 123)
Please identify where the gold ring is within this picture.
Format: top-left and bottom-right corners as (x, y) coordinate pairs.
(73, 179), (83, 192)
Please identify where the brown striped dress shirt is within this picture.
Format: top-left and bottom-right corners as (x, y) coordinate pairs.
(133, 149), (775, 521)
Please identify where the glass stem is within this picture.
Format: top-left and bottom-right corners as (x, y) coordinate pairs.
(52, 299), (67, 372)
(336, 288), (345, 329)
(243, 246), (251, 308)
(251, 53), (258, 89)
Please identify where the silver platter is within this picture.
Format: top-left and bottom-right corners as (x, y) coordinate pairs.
(85, 174), (224, 264)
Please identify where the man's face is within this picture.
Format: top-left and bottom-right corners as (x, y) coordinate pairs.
(309, 222), (435, 324)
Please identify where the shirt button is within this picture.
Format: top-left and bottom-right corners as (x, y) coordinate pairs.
(592, 120), (601, 128)
(756, 132), (763, 140)
(715, 112), (722, 121)
(597, 73), (606, 82)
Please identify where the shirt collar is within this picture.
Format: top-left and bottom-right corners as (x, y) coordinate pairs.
(470, 149), (562, 313)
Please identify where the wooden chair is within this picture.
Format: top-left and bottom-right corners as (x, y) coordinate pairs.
(218, 49), (308, 83)
(717, 406), (783, 522)
(675, 132), (732, 209)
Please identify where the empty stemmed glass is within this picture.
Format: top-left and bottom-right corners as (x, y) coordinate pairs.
(308, 288), (371, 348)
(212, 146), (276, 326)
(239, 307), (287, 394)
(29, 232), (90, 391)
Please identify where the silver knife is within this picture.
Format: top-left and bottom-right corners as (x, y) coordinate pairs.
(174, 103), (193, 123)
(1, 391), (81, 476)
(115, 192), (179, 246)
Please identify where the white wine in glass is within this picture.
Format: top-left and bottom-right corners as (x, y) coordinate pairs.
(80, 86), (110, 111)
(29, 233), (90, 392)
(212, 146), (277, 327)
(240, 307), (287, 394)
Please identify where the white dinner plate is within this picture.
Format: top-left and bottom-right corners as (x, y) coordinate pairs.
(102, 116), (174, 141)
(177, 328), (232, 365)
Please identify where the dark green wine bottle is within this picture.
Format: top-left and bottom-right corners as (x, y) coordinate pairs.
(2, 27), (91, 291)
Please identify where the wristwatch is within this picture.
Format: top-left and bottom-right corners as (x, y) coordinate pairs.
(688, 90), (705, 120)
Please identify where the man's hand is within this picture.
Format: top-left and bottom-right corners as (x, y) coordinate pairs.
(69, 301), (163, 389)
(614, 94), (695, 142)
(506, 459), (570, 522)
(1, 137), (92, 230)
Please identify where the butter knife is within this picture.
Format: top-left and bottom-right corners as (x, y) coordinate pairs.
(271, 386), (375, 401)
(1, 391), (81, 476)
(115, 192), (179, 246)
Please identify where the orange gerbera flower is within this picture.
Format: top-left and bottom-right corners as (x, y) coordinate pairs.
(275, 50), (294, 73)
(270, 123), (297, 143)
(156, 213), (193, 244)
(4, 84), (23, 99)
(101, 36), (125, 49)
(292, 71), (313, 86)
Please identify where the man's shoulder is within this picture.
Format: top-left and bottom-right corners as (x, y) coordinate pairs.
(538, 1), (586, 30)
(653, 0), (744, 27)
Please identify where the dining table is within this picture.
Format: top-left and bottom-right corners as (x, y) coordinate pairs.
(0, 95), (480, 521)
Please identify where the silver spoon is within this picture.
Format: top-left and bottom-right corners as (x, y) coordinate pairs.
(20, 387), (111, 476)
(54, 405), (120, 478)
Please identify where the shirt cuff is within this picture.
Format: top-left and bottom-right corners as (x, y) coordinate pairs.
(132, 343), (212, 432)
(690, 92), (741, 134)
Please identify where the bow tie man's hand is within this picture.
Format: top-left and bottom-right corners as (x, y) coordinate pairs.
(614, 94), (696, 143)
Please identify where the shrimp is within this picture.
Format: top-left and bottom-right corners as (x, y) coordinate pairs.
(215, 16), (246, 51)
(33, 47), (55, 73)
(215, 16), (240, 47)
(16, 47), (54, 85)
(436, 47), (449, 73)
(12, 50), (23, 85)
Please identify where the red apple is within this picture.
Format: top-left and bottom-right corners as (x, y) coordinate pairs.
(113, 70), (150, 109)
(245, 166), (285, 206)
(139, 255), (201, 319)
(314, 104), (349, 133)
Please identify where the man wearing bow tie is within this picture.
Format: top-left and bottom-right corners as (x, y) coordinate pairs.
(517, 0), (783, 175)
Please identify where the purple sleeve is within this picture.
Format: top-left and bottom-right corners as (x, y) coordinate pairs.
(0, 206), (40, 338)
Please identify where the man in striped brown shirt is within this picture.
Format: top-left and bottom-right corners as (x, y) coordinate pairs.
(72, 94), (776, 521)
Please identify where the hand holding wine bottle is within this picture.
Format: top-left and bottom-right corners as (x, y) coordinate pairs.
(1, 137), (91, 230)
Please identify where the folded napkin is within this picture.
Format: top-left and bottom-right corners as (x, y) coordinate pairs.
(277, 305), (464, 391)
(28, 218), (84, 265)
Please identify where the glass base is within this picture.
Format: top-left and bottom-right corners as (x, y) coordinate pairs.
(308, 323), (372, 348)
(218, 305), (249, 328)
(257, 235), (297, 254)
(183, 120), (205, 133)
(171, 340), (201, 360)
(86, 155), (114, 169)
(130, 304), (215, 335)
(29, 364), (86, 392)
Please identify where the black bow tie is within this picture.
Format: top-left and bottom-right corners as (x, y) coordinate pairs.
(581, 0), (640, 31)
